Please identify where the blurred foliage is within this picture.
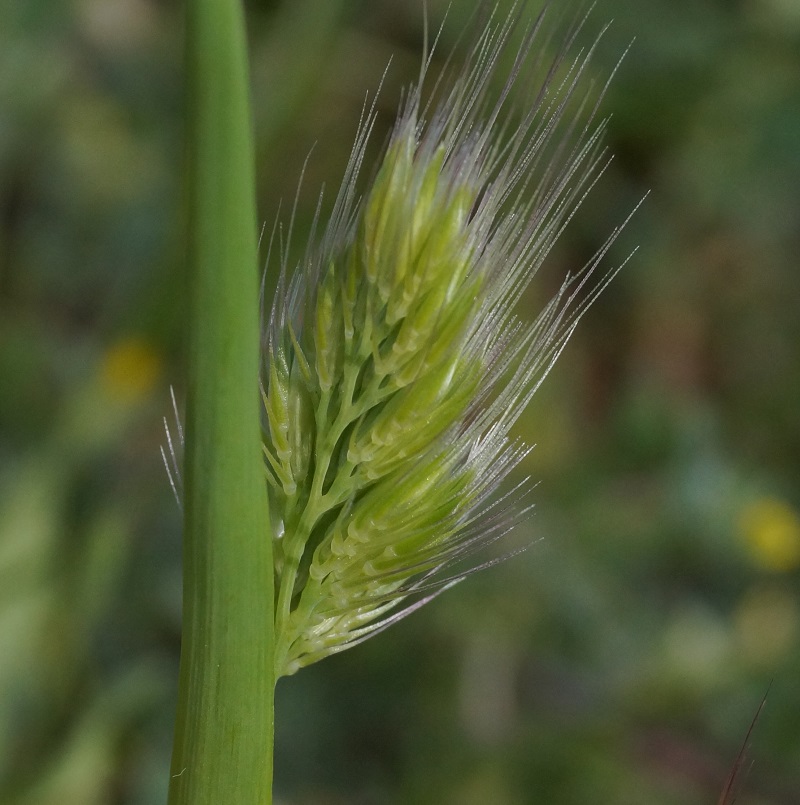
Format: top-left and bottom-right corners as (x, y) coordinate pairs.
(1, 0), (799, 803)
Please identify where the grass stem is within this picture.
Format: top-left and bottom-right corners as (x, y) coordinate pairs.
(168, 1), (274, 802)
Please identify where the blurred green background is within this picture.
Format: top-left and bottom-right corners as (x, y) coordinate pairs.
(1, 0), (799, 803)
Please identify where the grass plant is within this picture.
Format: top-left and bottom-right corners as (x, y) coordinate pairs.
(170, 2), (635, 802)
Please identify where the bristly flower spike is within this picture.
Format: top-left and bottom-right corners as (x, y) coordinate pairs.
(264, 6), (642, 677)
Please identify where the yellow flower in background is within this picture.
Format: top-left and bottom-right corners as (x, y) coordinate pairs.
(739, 497), (800, 572)
(100, 337), (162, 403)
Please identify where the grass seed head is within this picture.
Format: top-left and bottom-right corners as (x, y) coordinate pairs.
(265, 7), (635, 677)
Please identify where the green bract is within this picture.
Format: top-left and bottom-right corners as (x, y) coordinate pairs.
(265, 11), (633, 677)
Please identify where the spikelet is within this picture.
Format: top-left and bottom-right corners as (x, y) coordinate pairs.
(264, 7), (638, 677)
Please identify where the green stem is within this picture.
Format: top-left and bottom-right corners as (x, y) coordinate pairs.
(168, 0), (273, 803)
